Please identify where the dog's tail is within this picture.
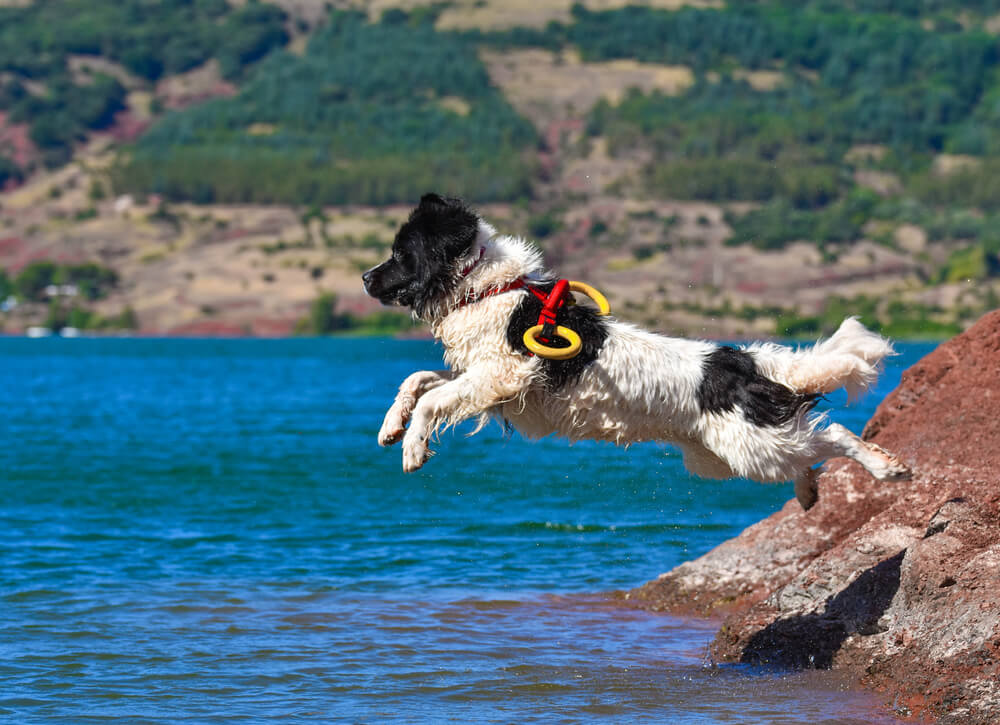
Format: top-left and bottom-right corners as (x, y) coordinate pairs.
(784, 317), (894, 401)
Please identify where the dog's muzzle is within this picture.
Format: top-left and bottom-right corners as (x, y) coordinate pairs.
(362, 261), (417, 307)
(361, 266), (378, 296)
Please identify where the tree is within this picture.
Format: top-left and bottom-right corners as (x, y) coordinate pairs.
(303, 293), (351, 334)
(14, 261), (58, 301)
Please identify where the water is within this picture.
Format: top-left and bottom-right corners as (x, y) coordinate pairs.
(0, 337), (933, 723)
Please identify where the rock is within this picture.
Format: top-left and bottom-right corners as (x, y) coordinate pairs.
(628, 309), (1000, 723)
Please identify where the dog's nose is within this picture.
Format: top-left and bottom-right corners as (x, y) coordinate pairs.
(362, 268), (375, 293)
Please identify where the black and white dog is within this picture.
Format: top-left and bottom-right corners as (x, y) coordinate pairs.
(362, 193), (910, 509)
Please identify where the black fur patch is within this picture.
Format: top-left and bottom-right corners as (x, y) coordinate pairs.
(505, 280), (609, 391)
(697, 346), (819, 427)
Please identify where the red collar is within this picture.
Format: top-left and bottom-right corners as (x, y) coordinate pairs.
(455, 248), (555, 311)
(455, 278), (527, 309)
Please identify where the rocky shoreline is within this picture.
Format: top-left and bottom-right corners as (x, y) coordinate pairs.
(628, 310), (1000, 723)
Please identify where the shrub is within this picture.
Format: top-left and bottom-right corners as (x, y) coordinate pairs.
(301, 293), (352, 335)
(14, 261), (59, 301)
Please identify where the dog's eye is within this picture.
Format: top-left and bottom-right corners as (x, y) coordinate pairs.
(394, 249), (415, 270)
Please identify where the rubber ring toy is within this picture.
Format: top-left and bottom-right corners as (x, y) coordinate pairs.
(522, 281), (611, 360)
(523, 324), (583, 360)
(567, 281), (611, 316)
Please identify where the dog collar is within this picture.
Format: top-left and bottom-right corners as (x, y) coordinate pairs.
(455, 278), (528, 310)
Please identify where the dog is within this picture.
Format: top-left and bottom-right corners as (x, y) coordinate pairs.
(362, 193), (911, 510)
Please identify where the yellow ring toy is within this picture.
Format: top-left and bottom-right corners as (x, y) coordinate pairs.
(567, 281), (611, 316)
(521, 282), (611, 360)
(523, 325), (582, 360)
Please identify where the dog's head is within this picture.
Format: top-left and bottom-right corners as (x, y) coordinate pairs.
(362, 193), (479, 317)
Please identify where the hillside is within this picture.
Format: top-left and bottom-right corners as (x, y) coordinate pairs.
(1, 0), (998, 337)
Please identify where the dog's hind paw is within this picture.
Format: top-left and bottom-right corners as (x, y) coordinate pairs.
(869, 443), (913, 481)
(883, 460), (912, 481)
(794, 468), (819, 511)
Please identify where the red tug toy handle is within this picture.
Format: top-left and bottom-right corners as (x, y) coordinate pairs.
(537, 278), (570, 343)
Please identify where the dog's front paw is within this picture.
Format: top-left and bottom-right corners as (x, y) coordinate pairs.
(402, 434), (431, 473)
(378, 407), (407, 447)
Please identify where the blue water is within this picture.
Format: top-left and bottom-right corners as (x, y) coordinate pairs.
(0, 338), (933, 723)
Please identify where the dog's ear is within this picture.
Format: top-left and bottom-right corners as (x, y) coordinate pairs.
(419, 192), (448, 209)
(409, 194), (478, 257)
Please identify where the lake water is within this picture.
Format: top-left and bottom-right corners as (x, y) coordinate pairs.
(0, 337), (933, 723)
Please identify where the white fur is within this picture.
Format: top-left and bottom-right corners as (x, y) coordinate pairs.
(378, 221), (910, 509)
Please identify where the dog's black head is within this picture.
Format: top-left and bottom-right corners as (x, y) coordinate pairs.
(362, 193), (479, 317)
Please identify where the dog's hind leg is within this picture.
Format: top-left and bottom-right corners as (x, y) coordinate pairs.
(678, 441), (735, 480)
(378, 370), (456, 447)
(813, 423), (911, 483)
(794, 467), (820, 510)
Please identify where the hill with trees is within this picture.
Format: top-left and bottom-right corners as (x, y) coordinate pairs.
(1, 0), (998, 337)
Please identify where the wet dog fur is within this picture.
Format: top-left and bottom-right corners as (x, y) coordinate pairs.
(362, 194), (911, 510)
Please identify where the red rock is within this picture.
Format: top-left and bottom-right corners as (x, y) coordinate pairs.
(628, 309), (1000, 723)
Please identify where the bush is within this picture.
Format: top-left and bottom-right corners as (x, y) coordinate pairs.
(527, 211), (562, 239)
(910, 161), (1000, 212)
(726, 190), (879, 250)
(940, 246), (989, 283)
(300, 293), (351, 335)
(12, 260), (117, 301)
(57, 263), (119, 300)
(14, 260), (59, 301)
(0, 155), (23, 187)
(216, 2), (289, 80)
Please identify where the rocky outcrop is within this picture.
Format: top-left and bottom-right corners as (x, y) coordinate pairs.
(629, 309), (1000, 723)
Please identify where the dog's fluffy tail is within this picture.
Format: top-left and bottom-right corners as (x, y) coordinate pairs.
(789, 317), (894, 400)
(750, 317), (894, 401)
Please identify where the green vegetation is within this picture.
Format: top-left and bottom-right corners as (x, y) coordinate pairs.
(12, 261), (118, 302)
(725, 190), (881, 250)
(1, 261), (134, 333)
(295, 292), (414, 335)
(939, 245), (993, 283)
(0, 155), (23, 187)
(475, 3), (1000, 276)
(910, 160), (1000, 211)
(0, 0), (288, 169)
(114, 10), (537, 206)
(775, 296), (962, 339)
(42, 301), (139, 332)
(298, 293), (352, 335)
(527, 211), (563, 239)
